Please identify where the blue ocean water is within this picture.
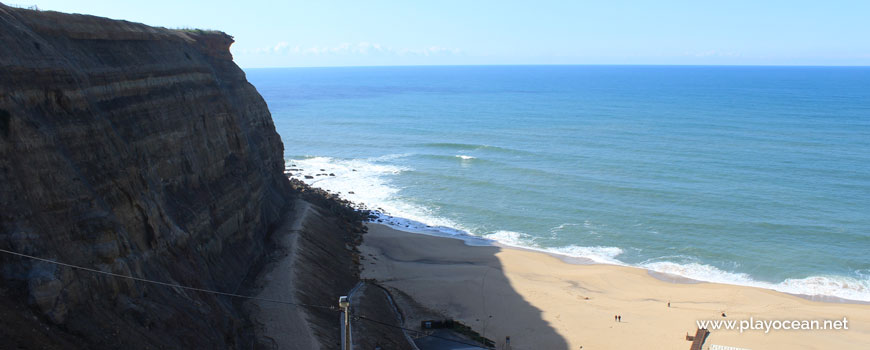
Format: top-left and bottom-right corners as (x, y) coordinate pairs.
(246, 65), (870, 302)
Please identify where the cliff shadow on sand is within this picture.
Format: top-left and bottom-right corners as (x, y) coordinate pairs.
(359, 224), (570, 350)
(1, 3), (567, 349)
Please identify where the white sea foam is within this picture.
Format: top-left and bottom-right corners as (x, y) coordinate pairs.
(547, 245), (626, 264)
(643, 261), (870, 302)
(643, 261), (758, 286)
(285, 156), (870, 303)
(482, 230), (625, 264)
(483, 230), (534, 246)
(287, 156), (468, 234)
(366, 153), (413, 162)
(455, 155), (476, 160)
(549, 223), (579, 234)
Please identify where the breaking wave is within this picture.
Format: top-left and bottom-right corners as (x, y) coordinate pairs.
(285, 155), (870, 302)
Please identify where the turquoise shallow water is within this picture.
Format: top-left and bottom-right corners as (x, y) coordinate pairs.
(246, 65), (870, 301)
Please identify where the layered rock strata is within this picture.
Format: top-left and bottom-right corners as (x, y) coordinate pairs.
(0, 4), (300, 348)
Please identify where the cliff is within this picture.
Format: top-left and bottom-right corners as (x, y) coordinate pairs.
(0, 4), (309, 348)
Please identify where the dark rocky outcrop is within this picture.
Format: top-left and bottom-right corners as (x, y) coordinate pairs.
(0, 4), (314, 348)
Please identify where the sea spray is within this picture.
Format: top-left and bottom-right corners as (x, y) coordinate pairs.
(284, 155), (870, 302)
(254, 66), (870, 303)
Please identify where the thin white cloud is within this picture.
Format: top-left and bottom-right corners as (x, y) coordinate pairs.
(273, 41), (290, 52)
(688, 50), (742, 58)
(240, 42), (462, 57)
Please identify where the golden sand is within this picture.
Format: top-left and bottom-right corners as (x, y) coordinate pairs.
(360, 223), (870, 349)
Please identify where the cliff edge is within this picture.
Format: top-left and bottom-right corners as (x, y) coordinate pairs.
(0, 4), (301, 348)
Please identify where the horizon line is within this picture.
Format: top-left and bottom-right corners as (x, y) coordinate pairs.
(240, 63), (870, 69)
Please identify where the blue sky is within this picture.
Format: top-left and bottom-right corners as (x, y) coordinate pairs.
(18, 0), (870, 67)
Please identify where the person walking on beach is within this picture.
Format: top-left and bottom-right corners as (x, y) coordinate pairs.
(618, 315), (622, 322)
(614, 315), (617, 322)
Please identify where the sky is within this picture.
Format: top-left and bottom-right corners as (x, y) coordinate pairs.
(12, 0), (870, 67)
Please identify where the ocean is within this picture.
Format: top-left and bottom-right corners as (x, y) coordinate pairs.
(245, 65), (870, 302)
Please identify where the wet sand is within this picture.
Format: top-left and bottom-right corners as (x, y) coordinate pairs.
(360, 223), (870, 349)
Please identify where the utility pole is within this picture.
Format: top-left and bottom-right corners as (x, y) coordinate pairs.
(339, 296), (350, 350)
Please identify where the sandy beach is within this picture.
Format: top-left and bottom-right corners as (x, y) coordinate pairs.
(360, 223), (870, 349)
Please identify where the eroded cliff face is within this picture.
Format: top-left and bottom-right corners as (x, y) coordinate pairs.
(0, 5), (293, 348)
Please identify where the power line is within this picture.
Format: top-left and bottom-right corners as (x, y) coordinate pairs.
(1, 247), (495, 349)
(0, 247), (336, 311)
(354, 314), (492, 349)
